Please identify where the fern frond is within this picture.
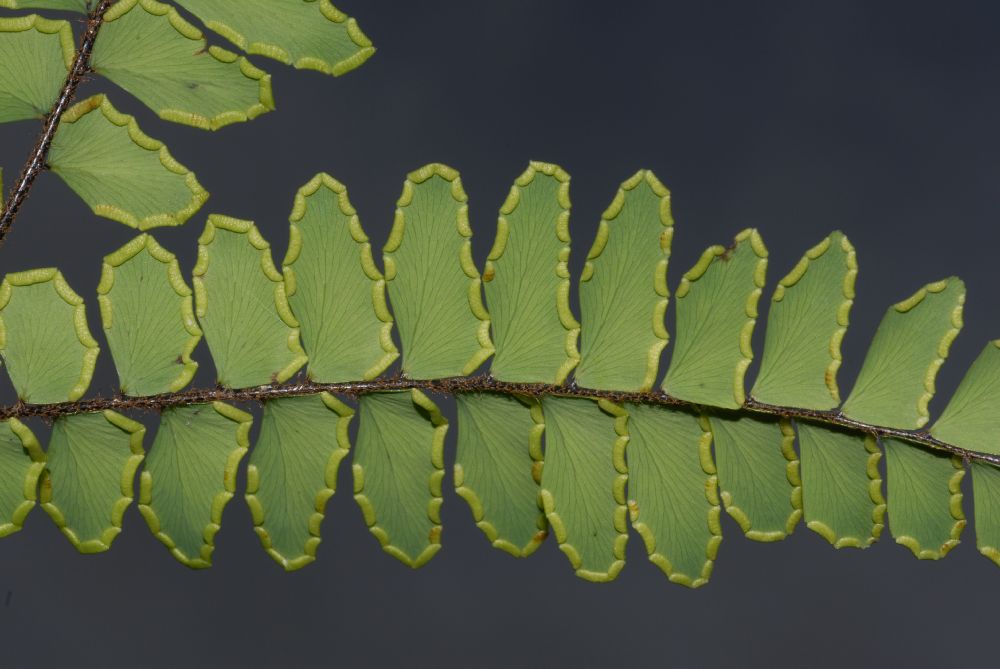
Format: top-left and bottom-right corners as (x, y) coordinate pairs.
(2, 164), (1000, 588)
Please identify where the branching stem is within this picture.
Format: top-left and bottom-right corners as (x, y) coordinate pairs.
(2, 375), (996, 467)
(0, 0), (115, 247)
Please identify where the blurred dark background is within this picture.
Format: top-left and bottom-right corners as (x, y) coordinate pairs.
(1, 1), (998, 666)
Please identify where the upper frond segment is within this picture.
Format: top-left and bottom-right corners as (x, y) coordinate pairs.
(92, 0), (274, 131)
(0, 269), (98, 404)
(662, 229), (768, 409)
(841, 277), (964, 429)
(574, 170), (672, 392)
(283, 173), (397, 382)
(930, 341), (1000, 455)
(0, 14), (72, 123)
(49, 95), (209, 229)
(484, 162), (579, 384)
(194, 215), (306, 388)
(98, 234), (202, 396)
(383, 164), (493, 379)
(752, 231), (856, 409)
(174, 0), (375, 77)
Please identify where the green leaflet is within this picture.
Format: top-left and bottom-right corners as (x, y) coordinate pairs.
(0, 0), (88, 10)
(49, 95), (208, 229)
(0, 269), (99, 404)
(841, 278), (964, 429)
(174, 0), (374, 76)
(139, 402), (251, 568)
(0, 419), (44, 538)
(40, 411), (145, 553)
(484, 162), (579, 384)
(574, 170), (672, 392)
(627, 404), (721, 587)
(353, 390), (447, 568)
(662, 229), (768, 409)
(454, 393), (547, 557)
(0, 15), (72, 123)
(751, 232), (856, 409)
(539, 396), (627, 582)
(92, 0), (274, 131)
(883, 438), (965, 559)
(383, 164), (493, 379)
(930, 341), (1000, 455)
(194, 215), (307, 388)
(798, 421), (885, 548)
(246, 393), (353, 571)
(971, 462), (1000, 567)
(98, 234), (201, 396)
(710, 413), (800, 542)
(283, 173), (397, 382)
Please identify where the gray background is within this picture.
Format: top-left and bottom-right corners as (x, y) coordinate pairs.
(1, 1), (998, 666)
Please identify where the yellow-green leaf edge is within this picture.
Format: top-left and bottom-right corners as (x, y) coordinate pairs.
(0, 419), (45, 538)
(759, 232), (857, 405)
(672, 228), (768, 406)
(0, 0), (86, 9)
(383, 163), (494, 376)
(453, 394), (547, 558)
(899, 278), (964, 429)
(630, 411), (722, 588)
(193, 214), (308, 384)
(352, 389), (448, 568)
(102, 0), (275, 131)
(283, 172), (399, 379)
(579, 169), (673, 391)
(245, 392), (354, 571)
(60, 94), (209, 229)
(540, 398), (628, 583)
(97, 233), (203, 393)
(719, 418), (803, 543)
(973, 463), (1000, 567)
(39, 410), (145, 553)
(0, 13), (74, 67)
(198, 0), (374, 77)
(894, 453), (966, 560)
(137, 401), (252, 568)
(805, 432), (887, 548)
(485, 160), (580, 383)
(0, 268), (100, 402)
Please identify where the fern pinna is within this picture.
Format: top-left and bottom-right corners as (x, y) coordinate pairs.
(0, 160), (997, 586)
